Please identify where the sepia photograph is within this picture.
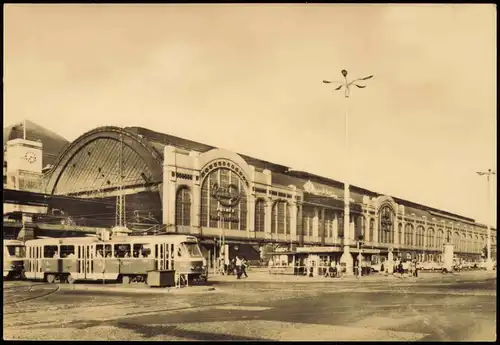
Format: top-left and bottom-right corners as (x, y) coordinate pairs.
(3, 3), (497, 341)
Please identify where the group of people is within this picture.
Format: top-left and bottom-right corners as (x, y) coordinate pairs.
(394, 260), (419, 277)
(220, 255), (249, 279)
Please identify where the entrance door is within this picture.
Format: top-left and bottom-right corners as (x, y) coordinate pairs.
(85, 245), (93, 277)
(34, 246), (43, 279)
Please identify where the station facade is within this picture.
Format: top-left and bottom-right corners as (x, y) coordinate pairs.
(3, 122), (497, 267)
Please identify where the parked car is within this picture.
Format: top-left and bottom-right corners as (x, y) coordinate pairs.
(371, 262), (383, 273)
(417, 261), (435, 271)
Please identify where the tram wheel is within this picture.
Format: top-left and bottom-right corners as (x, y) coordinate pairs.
(46, 274), (56, 284)
(66, 275), (76, 284)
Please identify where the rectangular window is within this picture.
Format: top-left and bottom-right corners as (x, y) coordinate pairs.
(44, 245), (59, 258)
(60, 245), (75, 258)
(96, 244), (113, 257)
(114, 244), (131, 258)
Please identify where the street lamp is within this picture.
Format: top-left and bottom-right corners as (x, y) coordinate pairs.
(476, 169), (496, 271)
(323, 69), (373, 275)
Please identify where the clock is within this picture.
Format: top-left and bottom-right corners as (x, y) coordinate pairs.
(24, 151), (37, 164)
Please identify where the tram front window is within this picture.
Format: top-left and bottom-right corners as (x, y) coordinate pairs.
(7, 246), (25, 258)
(182, 242), (203, 258)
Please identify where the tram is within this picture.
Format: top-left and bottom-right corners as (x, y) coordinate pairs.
(3, 239), (26, 279)
(23, 234), (208, 284)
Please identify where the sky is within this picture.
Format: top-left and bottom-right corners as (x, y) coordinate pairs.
(4, 4), (497, 226)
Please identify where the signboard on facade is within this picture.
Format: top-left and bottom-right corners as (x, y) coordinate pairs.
(211, 183), (241, 207)
(201, 166), (246, 227)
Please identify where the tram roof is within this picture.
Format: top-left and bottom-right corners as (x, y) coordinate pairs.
(24, 234), (199, 245)
(3, 239), (24, 246)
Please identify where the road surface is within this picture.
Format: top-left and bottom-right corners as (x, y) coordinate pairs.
(3, 271), (496, 341)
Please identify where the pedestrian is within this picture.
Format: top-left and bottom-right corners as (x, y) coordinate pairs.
(235, 256), (243, 279)
(328, 260), (336, 278)
(241, 257), (249, 278)
(336, 262), (342, 278)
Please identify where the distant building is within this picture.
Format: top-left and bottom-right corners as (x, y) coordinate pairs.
(3, 122), (496, 266)
(27, 125), (496, 264)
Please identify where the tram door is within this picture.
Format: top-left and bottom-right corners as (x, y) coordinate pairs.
(78, 245), (94, 278)
(30, 245), (43, 279)
(155, 243), (174, 271)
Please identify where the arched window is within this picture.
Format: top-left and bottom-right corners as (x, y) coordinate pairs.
(200, 167), (247, 230)
(446, 230), (452, 244)
(324, 210), (335, 238)
(416, 226), (425, 248)
(378, 205), (394, 244)
(436, 229), (444, 249)
(271, 200), (290, 235)
(404, 223), (414, 246)
(338, 213), (344, 239)
(398, 223), (403, 244)
(368, 218), (374, 242)
(427, 228), (435, 248)
(302, 206), (314, 237)
(453, 232), (460, 252)
(175, 187), (191, 226)
(254, 199), (266, 232)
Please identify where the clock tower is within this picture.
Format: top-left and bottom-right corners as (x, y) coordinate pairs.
(5, 138), (43, 191)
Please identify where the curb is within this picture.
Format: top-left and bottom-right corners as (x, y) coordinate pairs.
(58, 284), (218, 295)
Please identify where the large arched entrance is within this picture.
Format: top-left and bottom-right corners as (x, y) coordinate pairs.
(43, 126), (164, 229)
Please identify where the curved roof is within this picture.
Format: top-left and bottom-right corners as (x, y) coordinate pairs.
(44, 126), (163, 195)
(3, 120), (69, 168)
(126, 126), (290, 173)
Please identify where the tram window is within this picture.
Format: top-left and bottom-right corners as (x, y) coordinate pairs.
(114, 244), (131, 258)
(6, 246), (25, 258)
(170, 244), (175, 259)
(96, 244), (112, 257)
(60, 245), (75, 258)
(133, 244), (151, 258)
(155, 245), (158, 259)
(182, 243), (202, 258)
(44, 245), (59, 258)
(160, 245), (164, 259)
(177, 246), (183, 257)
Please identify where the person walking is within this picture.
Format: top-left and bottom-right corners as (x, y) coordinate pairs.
(235, 256), (243, 279)
(241, 257), (249, 278)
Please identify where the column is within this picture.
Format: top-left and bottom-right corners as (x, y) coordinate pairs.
(313, 208), (319, 241)
(373, 215), (379, 244)
(248, 194), (255, 238)
(394, 220), (399, 245)
(350, 215), (355, 241)
(290, 203), (298, 243)
(364, 215), (370, 242)
(412, 224), (417, 248)
(265, 198), (273, 239)
(332, 214), (339, 242)
(192, 183), (201, 228)
(297, 204), (304, 246)
(320, 208), (326, 245)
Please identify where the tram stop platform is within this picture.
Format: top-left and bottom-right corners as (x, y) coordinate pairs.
(58, 282), (217, 295)
(208, 267), (495, 283)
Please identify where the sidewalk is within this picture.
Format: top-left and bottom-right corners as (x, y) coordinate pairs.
(209, 269), (497, 284)
(209, 270), (398, 283)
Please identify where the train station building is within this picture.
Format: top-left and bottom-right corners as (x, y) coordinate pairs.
(3, 121), (497, 268)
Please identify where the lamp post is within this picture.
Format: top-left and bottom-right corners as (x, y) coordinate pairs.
(476, 169), (496, 271)
(323, 69), (373, 275)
